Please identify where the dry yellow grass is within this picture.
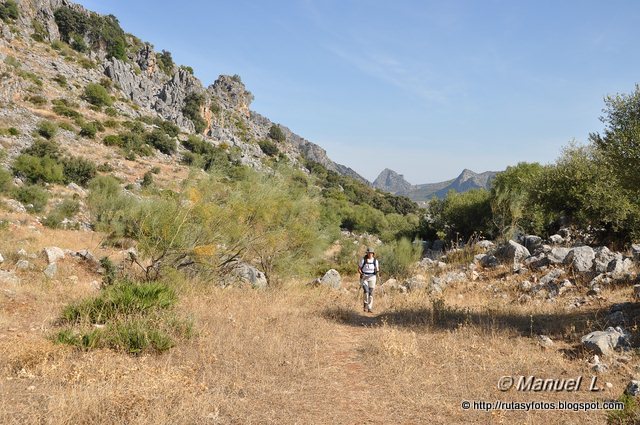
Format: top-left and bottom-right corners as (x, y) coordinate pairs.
(0, 261), (637, 424)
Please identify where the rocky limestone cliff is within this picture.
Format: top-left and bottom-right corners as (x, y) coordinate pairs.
(2, 0), (366, 181)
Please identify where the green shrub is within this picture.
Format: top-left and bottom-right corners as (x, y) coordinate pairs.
(268, 124), (285, 142)
(0, 127), (19, 136)
(31, 19), (48, 42)
(377, 238), (422, 280)
(0, 168), (13, 193)
(62, 156), (97, 186)
(52, 99), (82, 119)
(26, 95), (47, 106)
(145, 129), (176, 154)
(42, 198), (80, 229)
(83, 83), (112, 107)
(36, 120), (57, 139)
(54, 7), (88, 43)
(141, 171), (153, 188)
(12, 185), (49, 213)
(157, 50), (174, 75)
(70, 33), (88, 52)
(79, 121), (97, 138)
(57, 122), (75, 132)
(103, 134), (123, 147)
(104, 107), (118, 117)
(12, 154), (64, 184)
(180, 65), (194, 75)
(258, 139), (278, 156)
(0, 0), (19, 22)
(182, 92), (206, 133)
(87, 175), (138, 237)
(53, 74), (67, 87)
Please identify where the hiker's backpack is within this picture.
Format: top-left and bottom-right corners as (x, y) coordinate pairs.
(360, 257), (379, 275)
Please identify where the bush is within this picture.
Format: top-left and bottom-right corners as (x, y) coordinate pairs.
(12, 185), (49, 213)
(54, 7), (88, 43)
(31, 19), (48, 42)
(87, 175), (138, 238)
(377, 238), (422, 280)
(70, 33), (88, 53)
(258, 139), (278, 156)
(145, 129), (176, 155)
(62, 156), (96, 186)
(79, 122), (97, 138)
(12, 154), (64, 184)
(83, 83), (112, 107)
(0, 168), (13, 193)
(26, 95), (47, 106)
(268, 124), (285, 142)
(182, 93), (206, 133)
(424, 189), (494, 241)
(0, 0), (19, 22)
(42, 198), (80, 229)
(36, 120), (58, 140)
(141, 171), (153, 188)
(157, 50), (174, 75)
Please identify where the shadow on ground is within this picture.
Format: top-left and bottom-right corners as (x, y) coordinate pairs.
(322, 302), (640, 340)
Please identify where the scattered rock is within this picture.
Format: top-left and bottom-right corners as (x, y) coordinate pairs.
(608, 258), (633, 277)
(429, 276), (446, 293)
(497, 240), (531, 265)
(0, 270), (20, 285)
(564, 246), (595, 272)
(43, 263), (57, 279)
(540, 269), (563, 286)
(403, 275), (427, 292)
(17, 248), (28, 257)
(15, 260), (30, 270)
(4, 199), (26, 213)
(524, 235), (543, 254)
(232, 262), (268, 289)
(548, 247), (571, 264)
(632, 244), (640, 261)
(476, 240), (495, 250)
(537, 335), (554, 348)
(607, 310), (626, 326)
(589, 355), (608, 373)
(480, 254), (498, 268)
(319, 269), (341, 289)
(43, 247), (65, 264)
(549, 234), (564, 245)
(581, 327), (629, 356)
(594, 247), (619, 273)
(520, 280), (533, 292)
(0, 253), (3, 264)
(626, 380), (640, 397)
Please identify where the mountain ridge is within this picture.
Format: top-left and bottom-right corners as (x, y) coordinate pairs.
(373, 168), (498, 201)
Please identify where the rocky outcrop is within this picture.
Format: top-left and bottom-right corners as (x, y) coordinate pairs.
(581, 327), (629, 356)
(320, 269), (341, 289)
(372, 169), (414, 194)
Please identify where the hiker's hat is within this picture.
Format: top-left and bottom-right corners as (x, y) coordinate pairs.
(366, 247), (375, 254)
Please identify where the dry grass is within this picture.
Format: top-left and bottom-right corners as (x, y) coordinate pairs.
(0, 262), (637, 424)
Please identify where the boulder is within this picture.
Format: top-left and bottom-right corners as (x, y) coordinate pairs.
(548, 247), (571, 264)
(626, 381), (640, 397)
(632, 244), (640, 261)
(476, 240), (495, 250)
(0, 253), (3, 264)
(480, 254), (498, 268)
(403, 275), (427, 291)
(523, 235), (543, 254)
(320, 269), (341, 289)
(594, 247), (619, 273)
(43, 247), (65, 264)
(233, 263), (268, 289)
(581, 327), (629, 356)
(608, 258), (633, 277)
(43, 263), (57, 279)
(497, 240), (531, 265)
(537, 335), (554, 348)
(429, 276), (445, 293)
(549, 234), (564, 245)
(0, 270), (20, 285)
(15, 260), (30, 270)
(539, 269), (563, 286)
(564, 246), (595, 272)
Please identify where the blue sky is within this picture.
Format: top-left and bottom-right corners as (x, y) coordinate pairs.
(76, 0), (640, 183)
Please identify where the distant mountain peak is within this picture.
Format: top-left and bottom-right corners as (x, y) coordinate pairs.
(372, 169), (414, 194)
(374, 168), (498, 202)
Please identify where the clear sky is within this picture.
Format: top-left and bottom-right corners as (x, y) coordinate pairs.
(75, 0), (640, 183)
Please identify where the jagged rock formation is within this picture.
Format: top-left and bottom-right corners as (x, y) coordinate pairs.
(373, 168), (498, 201)
(0, 0), (365, 180)
(372, 168), (413, 194)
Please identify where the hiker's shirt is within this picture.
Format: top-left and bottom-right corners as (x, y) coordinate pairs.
(360, 258), (378, 283)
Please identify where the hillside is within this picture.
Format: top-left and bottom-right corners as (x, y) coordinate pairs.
(1, 2), (640, 425)
(373, 168), (498, 201)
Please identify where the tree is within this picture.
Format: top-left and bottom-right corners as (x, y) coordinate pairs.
(54, 7), (88, 42)
(182, 93), (206, 133)
(83, 83), (113, 107)
(268, 124), (285, 142)
(157, 50), (175, 75)
(590, 84), (640, 192)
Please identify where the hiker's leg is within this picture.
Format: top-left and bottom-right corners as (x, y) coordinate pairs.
(367, 276), (376, 310)
(361, 280), (369, 310)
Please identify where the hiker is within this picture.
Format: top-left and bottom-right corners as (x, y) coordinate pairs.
(358, 247), (379, 313)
